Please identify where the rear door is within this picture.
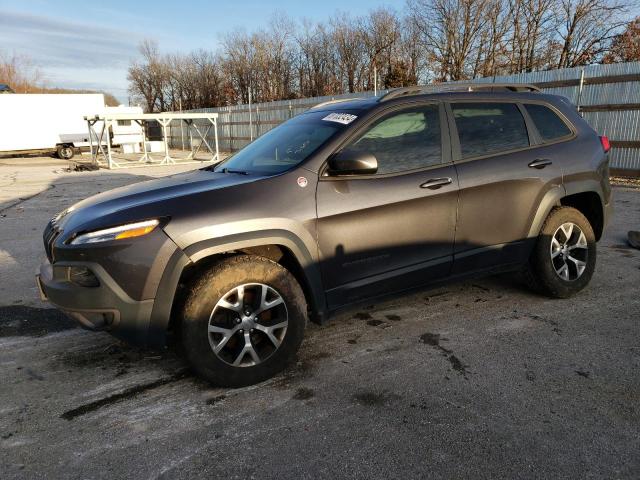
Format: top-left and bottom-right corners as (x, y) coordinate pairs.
(447, 101), (564, 274)
(316, 102), (458, 308)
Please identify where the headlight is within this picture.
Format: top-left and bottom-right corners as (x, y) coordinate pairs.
(70, 219), (160, 245)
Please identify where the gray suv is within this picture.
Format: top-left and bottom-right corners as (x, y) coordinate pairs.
(37, 84), (613, 386)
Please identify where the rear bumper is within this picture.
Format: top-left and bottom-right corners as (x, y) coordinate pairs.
(37, 258), (154, 347)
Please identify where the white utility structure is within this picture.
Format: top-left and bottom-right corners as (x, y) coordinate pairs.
(0, 93), (106, 159)
(105, 105), (145, 153)
(85, 112), (220, 169)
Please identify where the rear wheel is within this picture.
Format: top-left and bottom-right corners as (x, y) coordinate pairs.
(526, 206), (596, 298)
(181, 255), (307, 387)
(56, 144), (74, 160)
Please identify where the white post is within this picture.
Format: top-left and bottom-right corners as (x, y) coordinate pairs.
(248, 83), (253, 142)
(577, 69), (585, 113)
(374, 64), (377, 96)
(160, 118), (171, 164)
(105, 119), (113, 169)
(87, 119), (94, 164)
(213, 116), (219, 162)
(137, 120), (149, 163)
(179, 98), (185, 151)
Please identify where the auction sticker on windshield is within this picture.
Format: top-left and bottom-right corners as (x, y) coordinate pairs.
(322, 113), (358, 125)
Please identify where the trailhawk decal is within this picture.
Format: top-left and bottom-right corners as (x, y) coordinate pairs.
(322, 113), (358, 125)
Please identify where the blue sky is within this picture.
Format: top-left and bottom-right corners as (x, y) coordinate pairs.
(0, 0), (406, 102)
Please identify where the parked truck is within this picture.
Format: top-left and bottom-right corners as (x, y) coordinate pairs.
(0, 93), (107, 160)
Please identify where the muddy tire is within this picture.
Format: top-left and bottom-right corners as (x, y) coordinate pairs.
(181, 255), (307, 387)
(525, 206), (596, 298)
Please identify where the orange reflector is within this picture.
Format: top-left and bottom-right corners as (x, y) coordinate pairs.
(114, 224), (157, 240)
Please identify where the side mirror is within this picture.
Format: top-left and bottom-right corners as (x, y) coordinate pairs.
(327, 150), (378, 176)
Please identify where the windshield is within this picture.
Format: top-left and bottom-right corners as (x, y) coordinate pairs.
(214, 110), (355, 175)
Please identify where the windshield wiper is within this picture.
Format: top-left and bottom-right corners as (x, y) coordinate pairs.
(220, 168), (250, 175)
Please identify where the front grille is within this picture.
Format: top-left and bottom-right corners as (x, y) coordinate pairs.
(43, 217), (61, 263)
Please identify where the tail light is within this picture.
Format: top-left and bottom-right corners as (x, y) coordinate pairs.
(600, 135), (610, 153)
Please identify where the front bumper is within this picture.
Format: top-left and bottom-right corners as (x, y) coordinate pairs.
(37, 258), (154, 346)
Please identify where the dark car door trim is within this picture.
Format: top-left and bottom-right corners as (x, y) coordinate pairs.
(324, 254), (452, 306)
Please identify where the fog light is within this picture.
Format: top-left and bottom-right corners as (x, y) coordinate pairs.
(68, 266), (100, 287)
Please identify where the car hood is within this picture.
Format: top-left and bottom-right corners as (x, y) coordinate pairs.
(56, 168), (264, 234)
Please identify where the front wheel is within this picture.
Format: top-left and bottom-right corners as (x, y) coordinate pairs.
(181, 255), (307, 387)
(526, 206), (597, 298)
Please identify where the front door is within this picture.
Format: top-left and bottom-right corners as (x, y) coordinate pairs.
(316, 103), (459, 308)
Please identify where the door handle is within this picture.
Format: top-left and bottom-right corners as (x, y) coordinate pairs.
(528, 159), (553, 169)
(420, 177), (453, 189)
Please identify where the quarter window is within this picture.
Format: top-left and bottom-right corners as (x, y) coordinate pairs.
(452, 103), (529, 159)
(526, 104), (572, 142)
(340, 105), (442, 174)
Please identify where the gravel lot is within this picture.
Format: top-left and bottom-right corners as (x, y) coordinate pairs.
(1, 156), (639, 479)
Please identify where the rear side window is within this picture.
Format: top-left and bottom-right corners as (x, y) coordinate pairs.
(526, 104), (572, 142)
(452, 103), (529, 159)
(341, 105), (442, 174)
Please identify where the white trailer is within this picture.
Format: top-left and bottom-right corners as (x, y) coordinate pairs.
(0, 93), (106, 159)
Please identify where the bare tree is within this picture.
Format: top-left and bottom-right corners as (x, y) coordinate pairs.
(127, 40), (168, 112)
(471, 0), (512, 77)
(330, 13), (368, 92)
(506, 0), (557, 73)
(221, 31), (256, 104)
(556, 0), (632, 67)
(254, 15), (297, 102)
(296, 20), (338, 96)
(0, 50), (43, 93)
(408, 0), (496, 81)
(394, 15), (424, 86)
(603, 16), (640, 62)
(126, 2), (639, 111)
(361, 8), (401, 90)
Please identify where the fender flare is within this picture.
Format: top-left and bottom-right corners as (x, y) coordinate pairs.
(526, 184), (566, 239)
(146, 229), (326, 348)
(526, 180), (607, 240)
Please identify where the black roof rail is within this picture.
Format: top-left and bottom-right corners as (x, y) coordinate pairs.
(379, 83), (541, 102)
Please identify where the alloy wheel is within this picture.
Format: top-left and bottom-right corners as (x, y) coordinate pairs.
(207, 283), (288, 367)
(550, 222), (588, 281)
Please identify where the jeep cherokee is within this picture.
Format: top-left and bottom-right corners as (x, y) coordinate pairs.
(37, 84), (613, 386)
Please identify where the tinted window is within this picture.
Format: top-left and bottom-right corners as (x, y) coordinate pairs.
(452, 103), (529, 158)
(341, 105), (441, 174)
(526, 104), (572, 141)
(214, 110), (349, 175)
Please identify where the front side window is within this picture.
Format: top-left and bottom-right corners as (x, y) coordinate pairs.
(526, 104), (572, 142)
(452, 103), (529, 159)
(339, 105), (442, 175)
(214, 110), (350, 175)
